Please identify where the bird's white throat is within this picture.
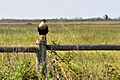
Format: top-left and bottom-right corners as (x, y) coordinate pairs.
(39, 21), (47, 29)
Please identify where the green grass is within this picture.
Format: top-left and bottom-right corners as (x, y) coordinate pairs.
(0, 20), (120, 80)
(0, 21), (120, 45)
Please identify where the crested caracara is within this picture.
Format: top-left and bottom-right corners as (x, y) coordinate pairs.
(38, 19), (48, 40)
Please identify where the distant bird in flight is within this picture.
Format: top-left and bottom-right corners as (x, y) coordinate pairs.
(38, 19), (48, 40)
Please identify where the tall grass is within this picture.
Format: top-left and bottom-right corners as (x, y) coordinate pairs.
(0, 20), (120, 79)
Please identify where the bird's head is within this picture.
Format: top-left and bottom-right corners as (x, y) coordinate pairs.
(41, 19), (47, 23)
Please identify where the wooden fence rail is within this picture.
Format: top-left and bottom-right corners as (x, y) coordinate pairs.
(0, 46), (38, 52)
(47, 44), (120, 50)
(0, 40), (120, 77)
(0, 44), (120, 53)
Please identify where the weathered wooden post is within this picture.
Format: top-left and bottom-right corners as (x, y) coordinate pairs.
(36, 39), (47, 76)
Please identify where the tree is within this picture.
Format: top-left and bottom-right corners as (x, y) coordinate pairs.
(103, 14), (109, 20)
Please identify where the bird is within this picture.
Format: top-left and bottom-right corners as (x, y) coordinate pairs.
(38, 19), (48, 40)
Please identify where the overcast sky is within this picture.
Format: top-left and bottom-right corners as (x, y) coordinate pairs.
(0, 0), (120, 19)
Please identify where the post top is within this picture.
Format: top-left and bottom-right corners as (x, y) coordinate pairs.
(36, 39), (46, 45)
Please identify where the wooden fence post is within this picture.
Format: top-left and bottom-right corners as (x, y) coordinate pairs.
(36, 39), (47, 76)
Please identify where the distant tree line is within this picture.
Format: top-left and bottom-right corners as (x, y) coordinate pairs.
(1, 14), (120, 21)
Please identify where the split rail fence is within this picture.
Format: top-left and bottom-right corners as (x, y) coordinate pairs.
(0, 39), (120, 76)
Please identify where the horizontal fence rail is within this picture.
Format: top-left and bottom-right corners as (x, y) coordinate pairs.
(0, 46), (38, 53)
(47, 44), (120, 51)
(0, 44), (120, 53)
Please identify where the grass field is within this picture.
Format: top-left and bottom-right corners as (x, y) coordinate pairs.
(0, 20), (120, 80)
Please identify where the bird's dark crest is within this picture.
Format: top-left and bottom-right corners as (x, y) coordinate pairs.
(41, 19), (47, 22)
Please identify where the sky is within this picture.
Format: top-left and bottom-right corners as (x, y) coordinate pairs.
(0, 0), (120, 19)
